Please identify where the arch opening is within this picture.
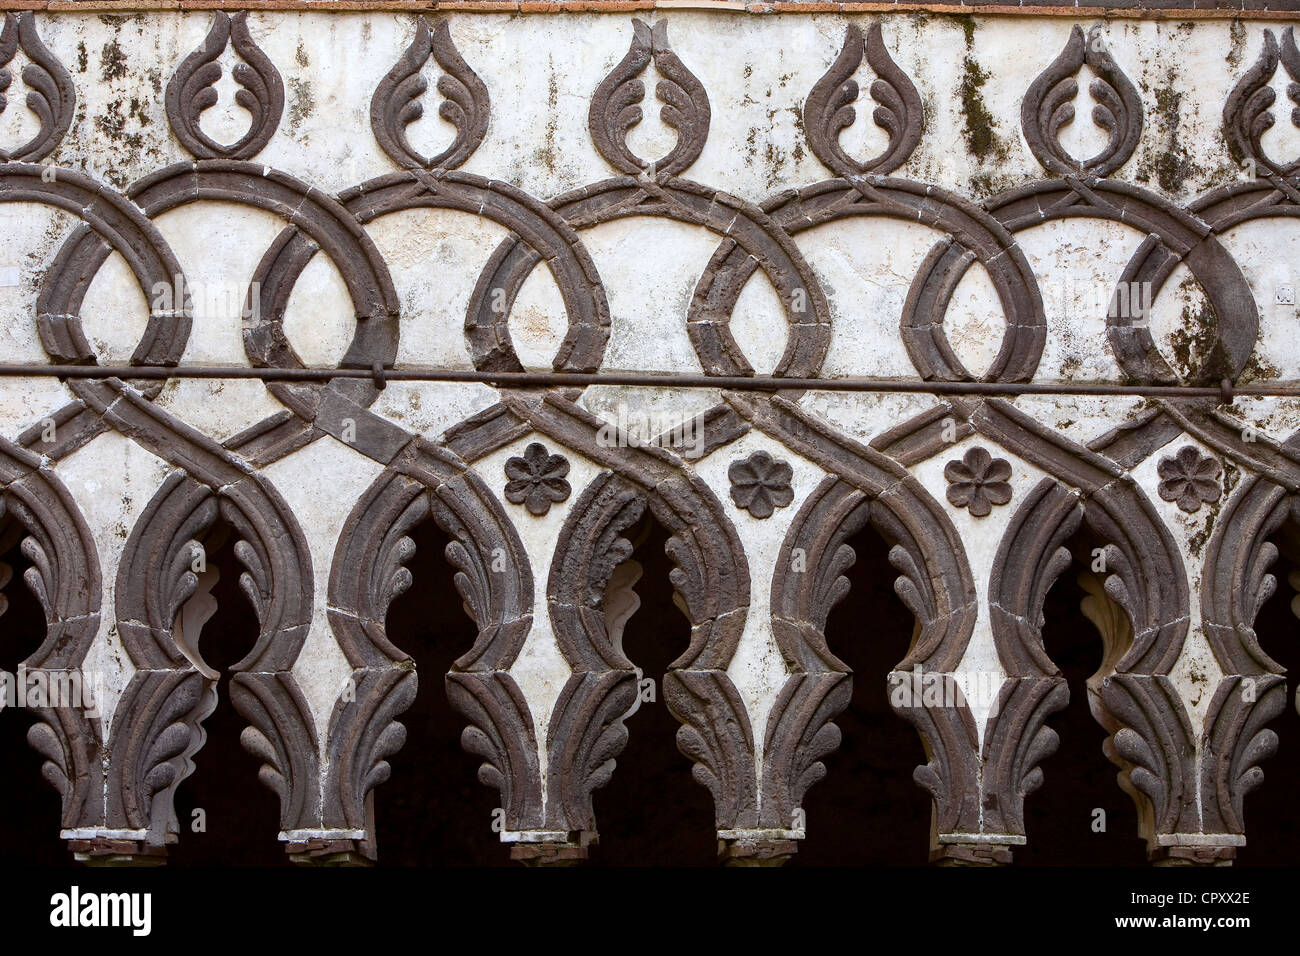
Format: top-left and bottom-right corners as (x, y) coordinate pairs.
(589, 510), (714, 866)
(792, 520), (930, 866)
(169, 517), (284, 866)
(376, 516), (505, 866)
(1233, 519), (1300, 866)
(1018, 526), (1145, 865)
(0, 512), (64, 865)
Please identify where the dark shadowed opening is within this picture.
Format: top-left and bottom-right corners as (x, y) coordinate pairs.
(1018, 531), (1145, 865)
(590, 511), (715, 866)
(0, 517), (67, 865)
(170, 519), (285, 866)
(1234, 529), (1300, 866)
(793, 522), (930, 866)
(377, 517), (505, 866)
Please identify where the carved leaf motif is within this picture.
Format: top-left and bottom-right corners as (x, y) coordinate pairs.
(759, 672), (849, 828)
(980, 676), (1068, 835)
(0, 17), (15, 116)
(232, 672), (319, 829)
(27, 716), (70, 797)
(165, 11), (285, 160)
(1225, 28), (1300, 176)
(27, 705), (101, 826)
(446, 671), (543, 829)
(19, 533), (53, 622)
(0, 13), (75, 163)
(588, 19), (710, 177)
(322, 668), (416, 829)
(664, 670), (758, 828)
(428, 472), (534, 672)
(114, 670), (217, 832)
(163, 499), (219, 631)
(1021, 25), (1143, 177)
(370, 18), (490, 170)
(545, 670), (637, 831)
(803, 23), (922, 178)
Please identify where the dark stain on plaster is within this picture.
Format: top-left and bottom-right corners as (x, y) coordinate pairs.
(287, 76), (315, 135)
(100, 38), (129, 83)
(1134, 27), (1208, 197)
(1227, 19), (1247, 70)
(533, 63), (560, 175)
(1241, 350), (1281, 384)
(1166, 275), (1217, 381)
(954, 16), (1009, 170)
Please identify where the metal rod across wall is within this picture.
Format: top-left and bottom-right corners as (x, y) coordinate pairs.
(0, 362), (1290, 399)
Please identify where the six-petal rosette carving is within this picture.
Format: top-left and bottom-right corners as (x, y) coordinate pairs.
(1157, 446), (1223, 514)
(729, 450), (795, 519)
(505, 442), (572, 516)
(944, 447), (1013, 518)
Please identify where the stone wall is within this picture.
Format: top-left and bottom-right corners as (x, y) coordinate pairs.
(0, 2), (1298, 865)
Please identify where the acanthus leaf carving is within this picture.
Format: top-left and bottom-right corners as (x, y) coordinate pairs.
(427, 468), (534, 673)
(109, 668), (217, 841)
(370, 18), (490, 171)
(548, 471), (645, 672)
(759, 672), (849, 830)
(1225, 27), (1300, 177)
(664, 669), (758, 829)
(588, 19), (709, 178)
(1099, 673), (1198, 845)
(232, 671), (320, 830)
(27, 703), (102, 828)
(165, 11), (284, 160)
(545, 669), (639, 832)
(1021, 25), (1143, 177)
(446, 669), (544, 830)
(979, 675), (1068, 837)
(1201, 674), (1285, 836)
(0, 13), (75, 163)
(324, 667), (416, 834)
(804, 23), (922, 178)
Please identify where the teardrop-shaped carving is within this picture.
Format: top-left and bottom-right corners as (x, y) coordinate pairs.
(165, 11), (284, 160)
(0, 13), (75, 163)
(1021, 25), (1143, 178)
(588, 19), (710, 178)
(803, 24), (922, 178)
(370, 18), (490, 170)
(1224, 27), (1300, 177)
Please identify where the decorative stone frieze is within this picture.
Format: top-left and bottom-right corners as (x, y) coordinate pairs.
(0, 5), (1297, 867)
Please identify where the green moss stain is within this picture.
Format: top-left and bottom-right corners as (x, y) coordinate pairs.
(954, 13), (976, 48)
(532, 61), (560, 174)
(954, 17), (1009, 170)
(1148, 86), (1205, 194)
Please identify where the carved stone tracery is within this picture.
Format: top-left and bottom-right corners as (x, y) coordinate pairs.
(0, 11), (1296, 869)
